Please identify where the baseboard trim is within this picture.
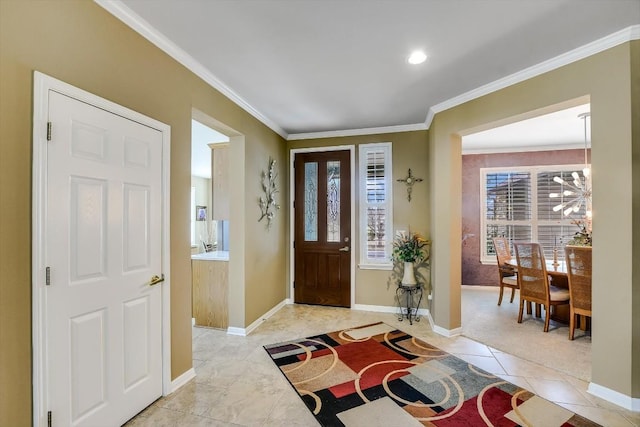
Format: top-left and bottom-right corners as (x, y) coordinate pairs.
(352, 304), (430, 317)
(226, 326), (246, 336)
(169, 367), (195, 394)
(432, 324), (463, 337)
(226, 299), (288, 336)
(587, 382), (640, 412)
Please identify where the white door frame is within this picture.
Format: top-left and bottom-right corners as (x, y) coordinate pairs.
(289, 145), (356, 308)
(31, 72), (172, 427)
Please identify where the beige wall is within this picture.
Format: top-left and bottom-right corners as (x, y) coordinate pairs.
(430, 42), (639, 399)
(0, 2), (637, 424)
(630, 40), (640, 398)
(289, 130), (430, 307)
(242, 126), (288, 326)
(0, 1), (287, 424)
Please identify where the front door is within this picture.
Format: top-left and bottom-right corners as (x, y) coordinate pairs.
(294, 150), (351, 307)
(45, 90), (164, 426)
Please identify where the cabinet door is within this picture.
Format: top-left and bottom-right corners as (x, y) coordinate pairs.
(211, 145), (229, 220)
(192, 260), (228, 329)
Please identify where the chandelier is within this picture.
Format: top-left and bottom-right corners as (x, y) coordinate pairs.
(549, 112), (592, 217)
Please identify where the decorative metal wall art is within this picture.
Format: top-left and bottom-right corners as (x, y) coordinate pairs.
(258, 157), (280, 228)
(397, 169), (423, 202)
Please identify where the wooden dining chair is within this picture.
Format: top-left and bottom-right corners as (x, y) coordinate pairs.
(492, 237), (519, 305)
(514, 242), (570, 332)
(564, 245), (592, 340)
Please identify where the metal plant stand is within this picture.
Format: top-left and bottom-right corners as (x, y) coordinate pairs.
(396, 284), (423, 325)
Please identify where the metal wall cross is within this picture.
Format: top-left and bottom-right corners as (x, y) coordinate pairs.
(397, 168), (423, 202)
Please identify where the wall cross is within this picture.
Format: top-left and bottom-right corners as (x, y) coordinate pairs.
(397, 168), (423, 202)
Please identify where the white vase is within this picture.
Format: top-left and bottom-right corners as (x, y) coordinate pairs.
(401, 261), (417, 286)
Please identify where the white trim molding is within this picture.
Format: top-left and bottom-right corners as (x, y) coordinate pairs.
(288, 122), (427, 141)
(289, 145), (357, 308)
(92, 4), (639, 141)
(95, 0), (287, 139)
(170, 368), (196, 394)
(426, 24), (640, 128)
(587, 382), (640, 412)
(431, 324), (463, 338)
(227, 299), (287, 336)
(226, 327), (248, 337)
(352, 304), (431, 321)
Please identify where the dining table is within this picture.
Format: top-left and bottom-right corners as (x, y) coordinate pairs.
(503, 257), (567, 287)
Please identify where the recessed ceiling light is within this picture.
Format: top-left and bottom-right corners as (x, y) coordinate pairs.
(408, 50), (427, 65)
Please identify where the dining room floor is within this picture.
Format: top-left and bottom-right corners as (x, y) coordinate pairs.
(125, 289), (639, 426)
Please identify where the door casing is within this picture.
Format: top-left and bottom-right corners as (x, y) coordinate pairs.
(289, 145), (355, 307)
(31, 72), (172, 427)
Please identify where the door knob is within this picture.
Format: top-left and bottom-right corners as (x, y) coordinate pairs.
(149, 274), (165, 286)
(339, 246), (350, 252)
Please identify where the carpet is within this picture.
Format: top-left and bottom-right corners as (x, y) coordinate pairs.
(264, 322), (600, 427)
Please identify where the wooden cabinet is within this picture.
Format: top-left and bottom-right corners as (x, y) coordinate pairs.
(211, 144), (229, 220)
(192, 258), (228, 329)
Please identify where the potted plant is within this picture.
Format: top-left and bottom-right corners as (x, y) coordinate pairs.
(568, 217), (592, 246)
(392, 230), (430, 286)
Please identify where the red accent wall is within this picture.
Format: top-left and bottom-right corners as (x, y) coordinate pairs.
(461, 149), (588, 286)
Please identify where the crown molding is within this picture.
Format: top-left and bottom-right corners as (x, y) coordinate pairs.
(425, 24), (640, 129)
(93, 3), (638, 140)
(95, 0), (288, 139)
(287, 122), (427, 141)
(462, 142), (588, 155)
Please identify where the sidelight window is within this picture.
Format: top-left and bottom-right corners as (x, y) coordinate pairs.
(359, 143), (393, 269)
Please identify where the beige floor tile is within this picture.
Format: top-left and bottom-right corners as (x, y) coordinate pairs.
(454, 353), (507, 375)
(157, 381), (228, 416)
(525, 377), (594, 406)
(199, 380), (286, 425)
(434, 335), (493, 357)
(492, 351), (564, 380)
(621, 410), (640, 426)
(124, 300), (636, 427)
(125, 406), (241, 427)
(558, 403), (636, 427)
(462, 286), (591, 381)
(495, 374), (534, 393)
(263, 390), (319, 427)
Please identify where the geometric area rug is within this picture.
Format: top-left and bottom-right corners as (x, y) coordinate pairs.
(264, 322), (601, 426)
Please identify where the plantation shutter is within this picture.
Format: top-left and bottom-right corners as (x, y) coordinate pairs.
(484, 171), (532, 256)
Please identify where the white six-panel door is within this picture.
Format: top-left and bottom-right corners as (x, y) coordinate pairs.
(45, 90), (163, 426)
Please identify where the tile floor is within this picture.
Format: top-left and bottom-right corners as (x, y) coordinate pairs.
(126, 301), (639, 426)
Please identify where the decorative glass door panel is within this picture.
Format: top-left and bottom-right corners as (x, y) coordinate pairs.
(304, 162), (318, 242)
(326, 161), (341, 242)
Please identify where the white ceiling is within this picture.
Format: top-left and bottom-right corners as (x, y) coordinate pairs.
(462, 103), (591, 154)
(191, 120), (228, 178)
(101, 0), (638, 140)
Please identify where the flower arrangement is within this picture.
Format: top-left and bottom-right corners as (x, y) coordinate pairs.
(392, 230), (430, 263)
(568, 217), (592, 246)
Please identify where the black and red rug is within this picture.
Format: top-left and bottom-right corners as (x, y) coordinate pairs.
(264, 322), (600, 426)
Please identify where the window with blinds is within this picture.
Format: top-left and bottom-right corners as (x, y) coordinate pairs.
(481, 165), (586, 263)
(359, 142), (393, 268)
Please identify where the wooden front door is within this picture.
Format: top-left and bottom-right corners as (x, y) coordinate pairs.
(294, 150), (351, 307)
